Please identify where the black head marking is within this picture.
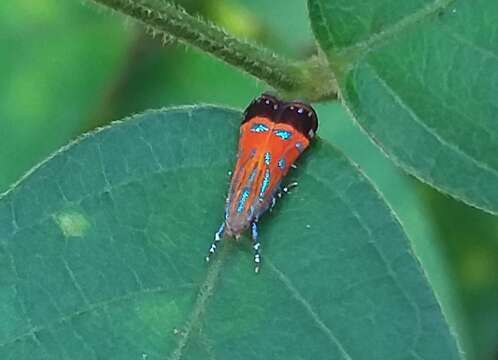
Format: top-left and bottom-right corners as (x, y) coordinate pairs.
(277, 101), (318, 140)
(242, 92), (281, 124)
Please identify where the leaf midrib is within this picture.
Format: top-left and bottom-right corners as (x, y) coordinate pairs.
(169, 246), (228, 360)
(170, 161), (422, 359)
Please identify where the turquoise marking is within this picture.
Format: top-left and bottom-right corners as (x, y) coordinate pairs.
(250, 123), (269, 133)
(237, 188), (250, 213)
(264, 152), (271, 165)
(259, 169), (271, 198)
(278, 158), (286, 169)
(274, 129), (292, 140)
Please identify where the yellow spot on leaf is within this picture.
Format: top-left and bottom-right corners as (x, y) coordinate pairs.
(55, 210), (90, 237)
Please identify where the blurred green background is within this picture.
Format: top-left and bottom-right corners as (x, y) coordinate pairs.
(1, 0), (496, 359)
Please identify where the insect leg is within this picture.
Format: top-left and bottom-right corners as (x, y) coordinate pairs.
(251, 222), (261, 273)
(282, 181), (298, 193)
(206, 222), (225, 262)
(269, 196), (277, 212)
(269, 181), (298, 213)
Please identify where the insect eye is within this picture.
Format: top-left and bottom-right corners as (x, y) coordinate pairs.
(278, 103), (319, 140)
(258, 94), (279, 110)
(242, 93), (280, 124)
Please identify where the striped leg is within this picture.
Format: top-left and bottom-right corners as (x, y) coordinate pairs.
(282, 181), (298, 193)
(206, 223), (225, 262)
(251, 222), (261, 273)
(270, 181), (298, 213)
(269, 196), (277, 212)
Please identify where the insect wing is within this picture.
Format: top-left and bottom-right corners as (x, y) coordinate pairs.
(226, 116), (310, 230)
(207, 93), (320, 272)
(225, 116), (275, 231)
(223, 94), (318, 237)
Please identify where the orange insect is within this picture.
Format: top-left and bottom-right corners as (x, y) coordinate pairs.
(206, 93), (318, 272)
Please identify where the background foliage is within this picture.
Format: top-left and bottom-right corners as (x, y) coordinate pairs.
(0, 0), (497, 359)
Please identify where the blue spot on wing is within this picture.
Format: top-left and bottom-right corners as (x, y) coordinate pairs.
(264, 152), (271, 165)
(278, 158), (286, 169)
(274, 129), (292, 140)
(237, 188), (250, 213)
(250, 123), (269, 133)
(259, 169), (271, 199)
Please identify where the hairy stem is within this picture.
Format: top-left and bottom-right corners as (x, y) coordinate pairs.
(91, 0), (337, 100)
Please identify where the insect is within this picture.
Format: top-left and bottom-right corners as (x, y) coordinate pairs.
(206, 93), (318, 272)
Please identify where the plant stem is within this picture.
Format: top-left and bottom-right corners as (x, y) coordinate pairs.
(91, 0), (337, 100)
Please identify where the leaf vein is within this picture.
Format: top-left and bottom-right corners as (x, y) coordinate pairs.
(268, 260), (353, 360)
(366, 63), (498, 179)
(441, 26), (498, 61)
(308, 166), (422, 354)
(0, 286), (191, 348)
(339, 0), (455, 58)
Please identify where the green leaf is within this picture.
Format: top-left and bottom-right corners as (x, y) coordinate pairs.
(0, 107), (460, 359)
(308, 0), (498, 214)
(316, 102), (472, 356)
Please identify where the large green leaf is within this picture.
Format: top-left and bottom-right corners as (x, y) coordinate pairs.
(308, 0), (498, 214)
(317, 102), (472, 357)
(0, 107), (460, 359)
